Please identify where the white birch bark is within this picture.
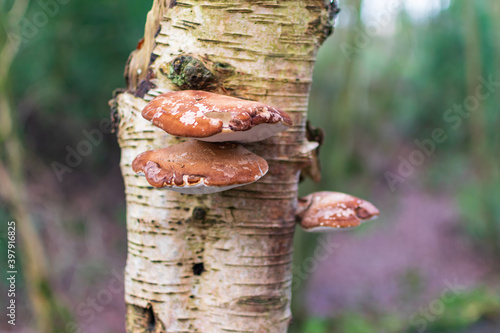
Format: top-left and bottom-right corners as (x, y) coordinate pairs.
(111, 1), (335, 331)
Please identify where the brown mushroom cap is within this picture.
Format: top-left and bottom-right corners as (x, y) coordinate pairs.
(132, 140), (269, 194)
(141, 90), (293, 142)
(297, 191), (379, 232)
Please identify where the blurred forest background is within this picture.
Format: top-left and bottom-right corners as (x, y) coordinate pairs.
(1, 0), (500, 332)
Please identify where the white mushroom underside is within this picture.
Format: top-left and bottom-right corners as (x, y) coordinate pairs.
(135, 172), (260, 194)
(197, 123), (290, 143)
(302, 225), (360, 233)
(164, 183), (248, 194)
(360, 215), (379, 222)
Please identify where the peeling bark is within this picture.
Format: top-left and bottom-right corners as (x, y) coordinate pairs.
(112, 1), (335, 331)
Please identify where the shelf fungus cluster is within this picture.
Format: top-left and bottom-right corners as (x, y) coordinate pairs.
(296, 191), (380, 232)
(131, 90), (380, 228)
(132, 90), (293, 194)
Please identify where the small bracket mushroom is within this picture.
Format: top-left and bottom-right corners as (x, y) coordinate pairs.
(296, 191), (379, 232)
(132, 140), (269, 194)
(141, 90), (293, 143)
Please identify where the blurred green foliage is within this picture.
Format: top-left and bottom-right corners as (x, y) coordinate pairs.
(295, 0), (500, 331)
(3, 0), (151, 171)
(305, 0), (500, 256)
(9, 0), (150, 117)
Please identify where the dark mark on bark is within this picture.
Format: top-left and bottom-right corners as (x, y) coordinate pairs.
(192, 263), (204, 276)
(154, 25), (161, 39)
(146, 304), (156, 331)
(213, 61), (235, 76)
(135, 79), (156, 98)
(329, 0), (341, 21)
(150, 53), (159, 65)
(306, 1), (339, 42)
(235, 295), (287, 312)
(126, 303), (166, 332)
(325, 0), (340, 38)
(192, 207), (207, 220)
(134, 68), (156, 98)
(108, 95), (122, 134)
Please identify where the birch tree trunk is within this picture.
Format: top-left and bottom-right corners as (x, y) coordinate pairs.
(111, 1), (335, 331)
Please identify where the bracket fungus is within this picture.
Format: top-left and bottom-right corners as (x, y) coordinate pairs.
(132, 89), (292, 194)
(141, 90), (293, 143)
(132, 140), (268, 194)
(296, 191), (379, 232)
